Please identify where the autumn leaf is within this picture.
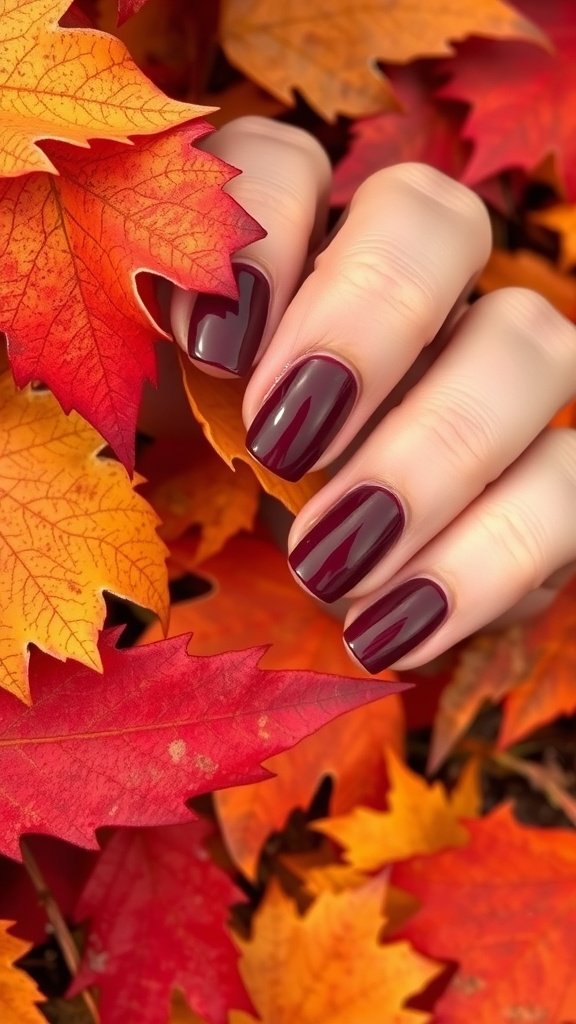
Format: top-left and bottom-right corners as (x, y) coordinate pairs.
(531, 203), (576, 267)
(0, 629), (405, 859)
(180, 357), (324, 515)
(316, 749), (480, 873)
(0, 125), (263, 469)
(0, 369), (167, 702)
(440, 0), (576, 197)
(395, 806), (576, 1023)
(142, 533), (404, 876)
(220, 0), (544, 121)
(215, 698), (404, 879)
(430, 575), (576, 770)
(0, 0), (208, 178)
(140, 437), (259, 556)
(478, 247), (576, 320)
(230, 877), (441, 1024)
(332, 64), (468, 206)
(116, 0), (149, 23)
(0, 924), (45, 1023)
(70, 821), (252, 1024)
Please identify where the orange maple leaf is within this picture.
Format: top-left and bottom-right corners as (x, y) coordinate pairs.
(140, 437), (260, 558)
(0, 924), (45, 1023)
(0, 124), (263, 469)
(430, 575), (576, 770)
(0, 368), (168, 703)
(0, 0), (209, 178)
(478, 247), (576, 321)
(220, 0), (545, 121)
(316, 749), (480, 872)
(180, 356), (325, 515)
(230, 877), (441, 1024)
(532, 203), (576, 268)
(395, 806), (576, 1024)
(215, 699), (404, 879)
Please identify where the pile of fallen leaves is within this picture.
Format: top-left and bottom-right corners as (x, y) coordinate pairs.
(1, 0), (576, 1021)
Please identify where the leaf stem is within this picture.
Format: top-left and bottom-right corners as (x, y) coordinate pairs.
(20, 839), (100, 1024)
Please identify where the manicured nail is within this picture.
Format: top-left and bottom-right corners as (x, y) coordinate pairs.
(246, 355), (358, 481)
(288, 485), (404, 603)
(187, 263), (269, 376)
(344, 578), (449, 674)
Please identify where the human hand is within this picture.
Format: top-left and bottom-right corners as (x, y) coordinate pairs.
(169, 117), (576, 675)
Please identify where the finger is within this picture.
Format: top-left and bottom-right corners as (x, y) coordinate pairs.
(342, 428), (576, 673)
(287, 288), (576, 603)
(170, 116), (331, 376)
(243, 163), (492, 480)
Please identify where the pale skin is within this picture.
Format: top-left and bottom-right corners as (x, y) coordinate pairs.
(149, 115), (576, 674)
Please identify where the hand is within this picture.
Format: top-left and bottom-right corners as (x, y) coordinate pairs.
(169, 116), (576, 675)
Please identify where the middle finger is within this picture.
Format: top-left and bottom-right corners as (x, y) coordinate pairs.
(243, 162), (492, 481)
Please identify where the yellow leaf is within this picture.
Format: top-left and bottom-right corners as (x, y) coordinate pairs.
(221, 0), (545, 121)
(316, 749), (479, 872)
(0, 370), (168, 702)
(231, 878), (441, 1024)
(531, 204), (576, 268)
(180, 355), (325, 516)
(0, 923), (45, 1023)
(0, 0), (208, 177)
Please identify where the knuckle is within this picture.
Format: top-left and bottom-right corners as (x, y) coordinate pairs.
(416, 389), (498, 475)
(326, 240), (438, 331)
(478, 500), (547, 590)
(228, 116), (331, 173)
(547, 428), (576, 487)
(232, 173), (308, 229)
(485, 287), (576, 369)
(364, 163), (491, 240)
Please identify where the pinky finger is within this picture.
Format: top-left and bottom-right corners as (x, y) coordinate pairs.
(343, 429), (576, 674)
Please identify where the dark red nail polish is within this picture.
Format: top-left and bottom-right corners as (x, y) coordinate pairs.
(246, 355), (357, 481)
(344, 578), (448, 673)
(187, 263), (269, 376)
(288, 486), (404, 603)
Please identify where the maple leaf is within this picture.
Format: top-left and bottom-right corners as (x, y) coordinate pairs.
(478, 247), (576, 320)
(230, 876), (441, 1024)
(179, 358), (326, 516)
(430, 575), (576, 770)
(220, 0), (544, 121)
(0, 368), (167, 702)
(0, 923), (45, 1023)
(0, 630), (405, 859)
(332, 63), (468, 207)
(70, 820), (252, 1024)
(140, 437), (259, 557)
(395, 806), (576, 1023)
(116, 0), (148, 22)
(215, 698), (404, 879)
(531, 203), (576, 268)
(0, 0), (208, 178)
(440, 0), (576, 197)
(0, 125), (264, 469)
(316, 750), (480, 873)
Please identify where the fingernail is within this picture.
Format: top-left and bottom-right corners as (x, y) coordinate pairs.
(288, 485), (404, 603)
(344, 578), (449, 674)
(246, 355), (358, 481)
(187, 263), (270, 376)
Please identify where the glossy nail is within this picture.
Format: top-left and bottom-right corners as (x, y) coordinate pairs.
(289, 485), (404, 603)
(187, 263), (269, 375)
(344, 578), (449, 674)
(246, 355), (358, 481)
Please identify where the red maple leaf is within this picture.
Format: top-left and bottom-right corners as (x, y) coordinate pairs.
(70, 820), (251, 1024)
(395, 806), (576, 1022)
(332, 64), (468, 207)
(0, 630), (405, 859)
(440, 1), (576, 196)
(0, 124), (263, 469)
